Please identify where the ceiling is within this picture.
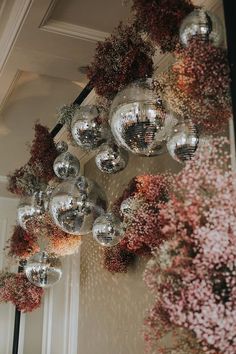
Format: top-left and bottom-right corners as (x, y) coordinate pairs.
(0, 0), (222, 197)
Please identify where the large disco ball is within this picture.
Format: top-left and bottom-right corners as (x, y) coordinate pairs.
(17, 191), (45, 230)
(180, 9), (223, 47)
(71, 105), (110, 150)
(49, 176), (107, 235)
(95, 142), (128, 174)
(25, 251), (62, 288)
(167, 120), (199, 163)
(53, 151), (80, 180)
(110, 79), (172, 156)
(92, 213), (125, 247)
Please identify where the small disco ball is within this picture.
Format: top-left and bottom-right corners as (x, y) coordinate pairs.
(49, 176), (107, 235)
(167, 120), (199, 163)
(71, 105), (110, 150)
(25, 251), (62, 288)
(53, 151), (80, 180)
(110, 79), (172, 156)
(180, 9), (223, 47)
(120, 197), (135, 216)
(17, 191), (45, 230)
(95, 142), (128, 174)
(56, 141), (68, 154)
(92, 213), (125, 247)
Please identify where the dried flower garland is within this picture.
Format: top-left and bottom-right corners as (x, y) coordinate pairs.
(87, 23), (154, 99)
(7, 226), (39, 260)
(0, 272), (44, 312)
(132, 0), (194, 52)
(144, 138), (236, 354)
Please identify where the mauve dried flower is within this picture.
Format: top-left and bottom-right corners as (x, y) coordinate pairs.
(144, 138), (236, 354)
(7, 164), (42, 196)
(132, 0), (194, 52)
(29, 123), (58, 182)
(7, 225), (39, 260)
(87, 22), (154, 99)
(103, 244), (135, 273)
(0, 272), (44, 312)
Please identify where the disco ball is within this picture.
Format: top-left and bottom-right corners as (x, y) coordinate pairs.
(53, 151), (80, 180)
(95, 142), (128, 174)
(92, 213), (125, 247)
(25, 251), (62, 288)
(110, 79), (172, 156)
(71, 105), (110, 150)
(167, 120), (199, 163)
(180, 9), (223, 47)
(56, 141), (68, 154)
(49, 176), (107, 235)
(17, 191), (45, 230)
(120, 197), (135, 216)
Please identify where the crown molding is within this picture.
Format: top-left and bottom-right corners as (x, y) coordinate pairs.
(40, 19), (109, 43)
(0, 0), (33, 74)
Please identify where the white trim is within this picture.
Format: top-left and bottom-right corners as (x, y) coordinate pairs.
(0, 175), (7, 183)
(41, 288), (54, 354)
(39, 0), (58, 27)
(0, 0), (33, 74)
(40, 19), (109, 43)
(0, 70), (22, 111)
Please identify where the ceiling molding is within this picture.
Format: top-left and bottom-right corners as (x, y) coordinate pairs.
(39, 0), (58, 27)
(0, 70), (22, 112)
(0, 0), (34, 74)
(40, 19), (109, 43)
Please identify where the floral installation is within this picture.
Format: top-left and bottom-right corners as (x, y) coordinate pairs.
(87, 22), (154, 99)
(57, 104), (79, 145)
(132, 0), (194, 53)
(159, 38), (232, 132)
(0, 272), (44, 312)
(6, 226), (39, 260)
(143, 138), (236, 354)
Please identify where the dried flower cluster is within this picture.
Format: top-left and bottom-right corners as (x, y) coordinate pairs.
(103, 244), (135, 273)
(8, 124), (58, 196)
(7, 226), (39, 260)
(144, 138), (236, 354)
(160, 38), (232, 132)
(87, 23), (154, 99)
(132, 0), (194, 52)
(0, 272), (44, 312)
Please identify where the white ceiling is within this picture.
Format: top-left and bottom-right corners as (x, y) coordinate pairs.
(0, 0), (222, 196)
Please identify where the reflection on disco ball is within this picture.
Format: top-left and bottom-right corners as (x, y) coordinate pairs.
(120, 197), (134, 216)
(25, 252), (62, 288)
(92, 213), (125, 247)
(56, 141), (68, 154)
(17, 191), (45, 230)
(71, 105), (110, 150)
(180, 9), (223, 47)
(49, 176), (107, 235)
(95, 142), (128, 174)
(53, 151), (80, 180)
(167, 120), (199, 163)
(110, 79), (172, 156)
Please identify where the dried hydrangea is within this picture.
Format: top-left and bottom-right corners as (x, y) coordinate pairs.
(0, 272), (44, 312)
(87, 22), (154, 99)
(7, 225), (39, 260)
(132, 0), (194, 52)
